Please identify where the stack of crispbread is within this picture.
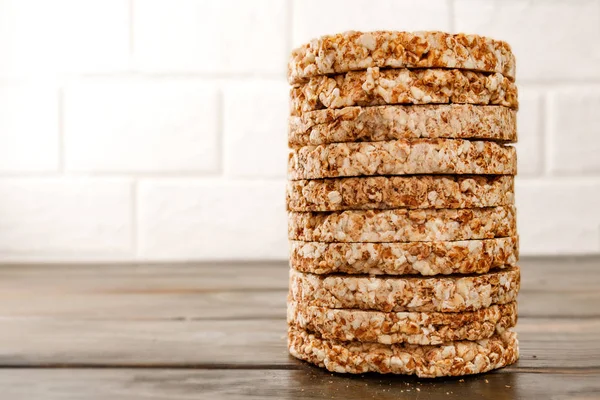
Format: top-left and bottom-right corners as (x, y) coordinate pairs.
(286, 31), (520, 378)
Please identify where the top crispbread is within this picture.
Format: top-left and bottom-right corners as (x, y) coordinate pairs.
(288, 31), (516, 84)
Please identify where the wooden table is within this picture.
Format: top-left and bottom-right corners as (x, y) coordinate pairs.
(0, 258), (598, 399)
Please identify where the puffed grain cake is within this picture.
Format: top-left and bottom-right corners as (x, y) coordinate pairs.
(288, 139), (516, 180)
(290, 68), (518, 116)
(289, 266), (520, 313)
(287, 175), (514, 212)
(288, 325), (519, 377)
(289, 104), (517, 147)
(290, 236), (518, 276)
(288, 206), (515, 243)
(288, 301), (517, 345)
(288, 31), (516, 84)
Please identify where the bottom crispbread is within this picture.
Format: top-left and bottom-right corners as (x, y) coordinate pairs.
(287, 301), (517, 345)
(288, 325), (519, 377)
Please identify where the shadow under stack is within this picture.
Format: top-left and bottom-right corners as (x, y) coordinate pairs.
(286, 31), (520, 377)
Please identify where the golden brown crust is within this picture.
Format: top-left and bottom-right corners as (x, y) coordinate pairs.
(288, 206), (516, 243)
(290, 237), (519, 276)
(289, 104), (517, 147)
(288, 301), (517, 345)
(289, 266), (520, 313)
(288, 325), (519, 377)
(290, 68), (518, 116)
(288, 139), (516, 180)
(286, 175), (514, 212)
(288, 31), (516, 84)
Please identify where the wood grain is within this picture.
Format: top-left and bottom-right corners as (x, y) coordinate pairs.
(0, 263), (287, 319)
(0, 258), (597, 399)
(0, 318), (597, 368)
(0, 258), (597, 319)
(0, 369), (599, 400)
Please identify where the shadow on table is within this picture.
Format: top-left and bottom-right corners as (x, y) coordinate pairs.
(284, 363), (517, 400)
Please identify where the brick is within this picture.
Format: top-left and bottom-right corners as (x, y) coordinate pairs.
(547, 87), (600, 175)
(454, 0), (600, 81)
(223, 80), (288, 178)
(515, 88), (542, 176)
(64, 80), (219, 173)
(516, 179), (600, 255)
(0, 178), (132, 259)
(292, 0), (450, 47)
(133, 0), (287, 74)
(0, 0), (129, 76)
(0, 84), (59, 172)
(138, 180), (287, 260)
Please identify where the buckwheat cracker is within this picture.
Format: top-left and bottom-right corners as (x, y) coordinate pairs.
(288, 139), (516, 180)
(287, 175), (514, 212)
(290, 68), (518, 116)
(288, 31), (516, 84)
(290, 236), (518, 276)
(289, 104), (517, 147)
(289, 266), (520, 313)
(288, 301), (517, 345)
(288, 325), (519, 377)
(288, 206), (515, 243)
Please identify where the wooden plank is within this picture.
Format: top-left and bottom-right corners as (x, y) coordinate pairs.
(0, 284), (596, 320)
(0, 287), (596, 320)
(0, 288), (287, 320)
(0, 368), (599, 400)
(0, 258), (598, 319)
(518, 256), (600, 318)
(0, 318), (598, 368)
(519, 256), (600, 292)
(0, 263), (288, 289)
(0, 319), (286, 367)
(519, 291), (600, 318)
(520, 257), (600, 291)
(0, 263), (288, 319)
(1, 256), (598, 292)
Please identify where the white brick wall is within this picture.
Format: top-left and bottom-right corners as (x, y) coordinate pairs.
(516, 179), (600, 254)
(138, 180), (287, 260)
(133, 0), (288, 74)
(222, 80), (289, 178)
(0, 0), (129, 76)
(64, 79), (220, 173)
(0, 84), (59, 172)
(514, 88), (543, 177)
(1, 0), (599, 261)
(454, 0), (600, 81)
(0, 179), (132, 260)
(547, 87), (600, 175)
(292, 0), (451, 46)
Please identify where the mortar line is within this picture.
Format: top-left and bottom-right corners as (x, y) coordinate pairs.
(538, 90), (548, 176)
(129, 0), (135, 58)
(286, 0), (294, 53)
(541, 90), (552, 176)
(215, 89), (225, 177)
(57, 86), (65, 173)
(447, 0), (456, 32)
(131, 179), (139, 258)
